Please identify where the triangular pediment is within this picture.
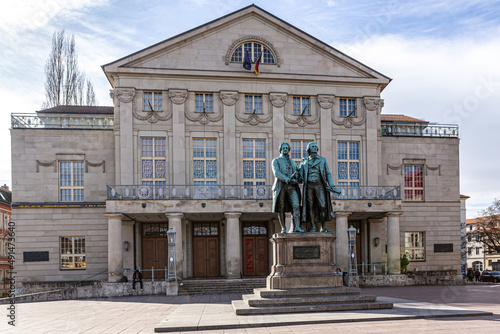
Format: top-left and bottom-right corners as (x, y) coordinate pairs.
(103, 5), (390, 86)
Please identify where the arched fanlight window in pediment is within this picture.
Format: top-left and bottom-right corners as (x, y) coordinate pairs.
(225, 36), (281, 67)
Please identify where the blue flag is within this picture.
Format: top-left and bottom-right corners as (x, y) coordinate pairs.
(243, 51), (251, 70)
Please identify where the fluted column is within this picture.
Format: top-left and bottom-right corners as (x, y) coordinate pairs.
(335, 211), (352, 272)
(387, 212), (403, 274)
(165, 212), (184, 279)
(105, 213), (124, 282)
(225, 212), (242, 278)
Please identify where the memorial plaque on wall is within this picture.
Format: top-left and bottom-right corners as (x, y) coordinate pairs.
(434, 244), (453, 253)
(23, 251), (49, 262)
(293, 246), (320, 259)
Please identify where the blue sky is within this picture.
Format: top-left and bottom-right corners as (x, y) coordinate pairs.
(1, 0), (499, 217)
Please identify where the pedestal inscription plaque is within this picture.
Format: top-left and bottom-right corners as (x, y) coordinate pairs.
(267, 233), (342, 289)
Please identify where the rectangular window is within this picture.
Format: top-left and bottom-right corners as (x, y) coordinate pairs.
(245, 95), (262, 114)
(290, 140), (310, 166)
(468, 247), (472, 255)
(243, 139), (266, 198)
(141, 138), (167, 187)
(193, 139), (217, 198)
(476, 247), (480, 255)
(467, 235), (471, 242)
(143, 91), (162, 111)
(292, 97), (310, 115)
(404, 165), (424, 201)
(340, 98), (356, 117)
(59, 161), (84, 201)
(405, 232), (425, 261)
(337, 141), (359, 188)
(60, 236), (86, 269)
(195, 93), (213, 113)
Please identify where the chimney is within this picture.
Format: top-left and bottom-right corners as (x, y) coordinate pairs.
(1, 184), (9, 191)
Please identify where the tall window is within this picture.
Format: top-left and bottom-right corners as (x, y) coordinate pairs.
(245, 95), (263, 114)
(293, 97), (310, 115)
(141, 138), (166, 185)
(290, 140), (310, 166)
(144, 91), (162, 111)
(230, 42), (275, 64)
(195, 93), (213, 113)
(404, 165), (424, 201)
(60, 161), (84, 201)
(405, 232), (425, 261)
(60, 236), (86, 269)
(340, 98), (356, 117)
(243, 139), (266, 186)
(337, 141), (359, 187)
(193, 138), (217, 186)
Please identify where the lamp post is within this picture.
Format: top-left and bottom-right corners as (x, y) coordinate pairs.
(167, 228), (177, 281)
(347, 225), (357, 276)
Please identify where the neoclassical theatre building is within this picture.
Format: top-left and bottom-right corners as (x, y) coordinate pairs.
(11, 5), (461, 285)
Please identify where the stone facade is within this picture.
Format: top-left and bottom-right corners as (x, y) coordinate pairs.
(11, 5), (462, 289)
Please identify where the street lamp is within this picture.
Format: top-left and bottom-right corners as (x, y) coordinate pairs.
(167, 228), (177, 281)
(347, 225), (357, 276)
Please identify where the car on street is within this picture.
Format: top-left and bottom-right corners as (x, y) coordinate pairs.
(480, 270), (500, 283)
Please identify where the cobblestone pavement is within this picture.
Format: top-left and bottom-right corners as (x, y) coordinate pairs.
(1, 284), (498, 333)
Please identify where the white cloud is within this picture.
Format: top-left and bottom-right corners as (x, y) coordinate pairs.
(0, 0), (110, 33)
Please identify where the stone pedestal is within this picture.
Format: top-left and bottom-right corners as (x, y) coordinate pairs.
(267, 233), (342, 289)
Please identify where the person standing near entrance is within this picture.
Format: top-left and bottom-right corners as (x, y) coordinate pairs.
(132, 269), (143, 290)
(272, 142), (304, 233)
(299, 142), (341, 232)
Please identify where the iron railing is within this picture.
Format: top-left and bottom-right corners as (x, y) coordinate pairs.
(381, 122), (458, 138)
(107, 185), (401, 201)
(356, 262), (388, 276)
(11, 113), (114, 129)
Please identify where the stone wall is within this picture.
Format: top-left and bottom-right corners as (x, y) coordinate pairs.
(2, 281), (173, 304)
(359, 270), (462, 287)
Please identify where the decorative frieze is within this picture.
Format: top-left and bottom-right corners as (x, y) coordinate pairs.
(85, 160), (106, 173)
(363, 97), (384, 113)
(169, 90), (188, 104)
(220, 91), (239, 106)
(269, 93), (287, 108)
(36, 160), (57, 173)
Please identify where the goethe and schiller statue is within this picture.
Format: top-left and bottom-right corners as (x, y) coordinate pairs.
(272, 141), (341, 233)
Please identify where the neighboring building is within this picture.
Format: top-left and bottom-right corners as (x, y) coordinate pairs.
(11, 5), (462, 287)
(467, 216), (500, 271)
(0, 184), (12, 297)
(460, 194), (469, 273)
(466, 218), (484, 271)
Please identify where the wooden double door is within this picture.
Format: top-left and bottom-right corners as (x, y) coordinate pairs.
(242, 222), (269, 276)
(193, 222), (220, 277)
(142, 238), (168, 279)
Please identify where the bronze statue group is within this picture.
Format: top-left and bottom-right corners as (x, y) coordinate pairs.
(272, 142), (341, 233)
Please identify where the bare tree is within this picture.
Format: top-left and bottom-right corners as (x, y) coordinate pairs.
(476, 198), (500, 253)
(43, 30), (96, 108)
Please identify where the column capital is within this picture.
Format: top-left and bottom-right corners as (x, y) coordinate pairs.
(269, 93), (287, 107)
(335, 211), (353, 218)
(386, 211), (404, 217)
(104, 213), (124, 220)
(224, 212), (242, 219)
(317, 94), (335, 109)
(165, 212), (184, 220)
(220, 91), (239, 106)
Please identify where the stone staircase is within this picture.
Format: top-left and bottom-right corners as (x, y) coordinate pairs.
(177, 278), (266, 295)
(232, 287), (393, 315)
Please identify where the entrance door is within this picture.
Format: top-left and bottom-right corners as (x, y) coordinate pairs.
(242, 222), (269, 276)
(193, 222), (220, 277)
(141, 223), (169, 279)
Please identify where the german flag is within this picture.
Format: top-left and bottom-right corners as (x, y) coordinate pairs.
(254, 52), (262, 75)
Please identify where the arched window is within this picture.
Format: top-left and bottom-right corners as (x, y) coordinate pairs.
(230, 42), (275, 64)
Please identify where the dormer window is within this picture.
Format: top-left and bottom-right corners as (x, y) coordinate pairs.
(230, 42), (275, 64)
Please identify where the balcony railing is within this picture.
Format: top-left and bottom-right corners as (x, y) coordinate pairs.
(381, 122), (458, 138)
(106, 185), (401, 201)
(11, 113), (114, 129)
